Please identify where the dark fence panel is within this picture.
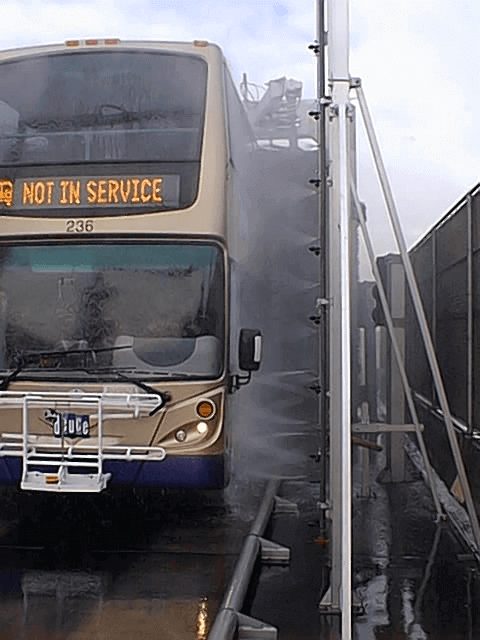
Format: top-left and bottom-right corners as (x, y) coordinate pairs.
(407, 238), (433, 401)
(409, 200), (471, 424)
(435, 204), (468, 422)
(436, 203), (468, 271)
(406, 185), (480, 514)
(472, 250), (480, 428)
(436, 259), (468, 421)
(472, 192), (480, 252)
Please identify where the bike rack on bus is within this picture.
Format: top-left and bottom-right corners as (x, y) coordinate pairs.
(0, 391), (166, 492)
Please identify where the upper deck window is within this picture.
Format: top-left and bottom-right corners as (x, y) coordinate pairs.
(0, 50), (207, 213)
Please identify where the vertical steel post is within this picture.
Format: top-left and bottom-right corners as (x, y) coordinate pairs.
(355, 83), (480, 551)
(352, 188), (443, 519)
(432, 230), (437, 405)
(315, 0), (329, 532)
(387, 258), (406, 482)
(326, 1), (352, 636)
(467, 195), (474, 434)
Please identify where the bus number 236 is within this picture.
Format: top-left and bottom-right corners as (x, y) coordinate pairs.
(66, 219), (94, 233)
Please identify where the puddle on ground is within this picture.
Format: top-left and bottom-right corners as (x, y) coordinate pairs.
(0, 489), (245, 640)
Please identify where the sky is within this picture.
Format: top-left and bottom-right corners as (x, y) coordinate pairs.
(2, 0), (480, 258)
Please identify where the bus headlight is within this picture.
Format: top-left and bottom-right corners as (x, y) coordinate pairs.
(196, 421), (209, 435)
(156, 392), (223, 448)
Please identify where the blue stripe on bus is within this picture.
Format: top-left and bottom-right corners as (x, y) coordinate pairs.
(0, 455), (225, 489)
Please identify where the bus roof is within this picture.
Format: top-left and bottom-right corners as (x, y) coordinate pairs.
(0, 39), (223, 63)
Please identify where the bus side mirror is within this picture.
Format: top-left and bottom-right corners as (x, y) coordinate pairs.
(230, 329), (263, 393)
(239, 329), (262, 372)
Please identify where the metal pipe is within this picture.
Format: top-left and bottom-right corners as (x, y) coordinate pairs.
(352, 187), (443, 519)
(249, 478), (280, 537)
(467, 196), (474, 434)
(351, 434), (382, 452)
(208, 479), (280, 640)
(220, 536), (261, 613)
(412, 523), (443, 625)
(208, 608), (237, 640)
(414, 391), (469, 433)
(316, 0), (329, 535)
(355, 82), (480, 551)
(431, 229), (437, 405)
(326, 1), (352, 635)
(21, 396), (28, 485)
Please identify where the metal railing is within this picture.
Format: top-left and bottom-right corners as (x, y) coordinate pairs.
(208, 479), (293, 640)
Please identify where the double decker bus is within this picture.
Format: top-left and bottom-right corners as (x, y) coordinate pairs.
(0, 38), (262, 492)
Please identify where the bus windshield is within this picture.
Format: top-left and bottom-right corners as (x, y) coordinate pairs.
(0, 50), (207, 211)
(0, 242), (225, 381)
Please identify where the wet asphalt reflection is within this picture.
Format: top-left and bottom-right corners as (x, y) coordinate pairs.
(0, 468), (479, 639)
(0, 488), (251, 640)
(245, 458), (480, 639)
(352, 455), (480, 640)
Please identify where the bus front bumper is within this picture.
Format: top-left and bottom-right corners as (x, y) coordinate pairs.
(0, 454), (225, 490)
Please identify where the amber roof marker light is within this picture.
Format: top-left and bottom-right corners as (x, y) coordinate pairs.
(64, 38), (120, 47)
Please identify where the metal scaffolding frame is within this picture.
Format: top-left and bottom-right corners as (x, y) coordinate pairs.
(351, 186), (443, 520)
(317, 2), (353, 637)
(353, 81), (480, 552)
(317, 3), (480, 638)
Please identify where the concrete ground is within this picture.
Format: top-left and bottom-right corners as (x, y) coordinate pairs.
(249, 446), (480, 639)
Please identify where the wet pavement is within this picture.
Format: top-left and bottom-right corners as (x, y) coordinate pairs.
(0, 459), (479, 639)
(349, 445), (480, 640)
(246, 448), (480, 640)
(0, 489), (249, 640)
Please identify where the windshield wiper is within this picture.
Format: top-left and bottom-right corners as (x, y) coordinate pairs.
(87, 366), (197, 380)
(0, 349), (171, 415)
(0, 364), (96, 390)
(104, 371), (170, 415)
(0, 344), (131, 390)
(0, 364), (24, 391)
(0, 363), (169, 416)
(20, 345), (132, 360)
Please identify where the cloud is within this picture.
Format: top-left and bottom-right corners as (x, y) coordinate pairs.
(350, 0), (480, 254)
(2, 1), (315, 87)
(2, 0), (479, 255)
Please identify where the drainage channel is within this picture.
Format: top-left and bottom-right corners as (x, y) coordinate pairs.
(208, 479), (297, 640)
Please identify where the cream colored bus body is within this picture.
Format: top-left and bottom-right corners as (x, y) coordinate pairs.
(0, 40), (244, 490)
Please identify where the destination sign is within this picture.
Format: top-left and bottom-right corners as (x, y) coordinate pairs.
(0, 174), (180, 211)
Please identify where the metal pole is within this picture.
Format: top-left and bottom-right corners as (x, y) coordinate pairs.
(248, 479), (280, 537)
(326, 1), (352, 636)
(316, 0), (329, 535)
(208, 480), (281, 640)
(354, 82), (480, 551)
(467, 195), (474, 434)
(351, 186), (443, 519)
(432, 230), (437, 405)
